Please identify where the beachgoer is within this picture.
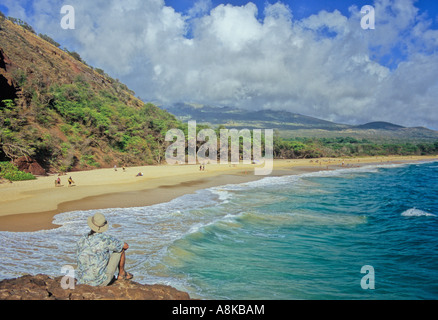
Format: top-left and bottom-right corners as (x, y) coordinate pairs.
(57, 177), (61, 186)
(114, 165), (117, 171)
(76, 212), (133, 286)
(68, 176), (74, 187)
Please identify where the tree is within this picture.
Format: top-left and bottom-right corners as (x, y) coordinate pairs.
(0, 142), (34, 161)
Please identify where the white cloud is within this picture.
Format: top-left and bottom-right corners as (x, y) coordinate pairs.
(188, 0), (213, 18)
(3, 0), (438, 129)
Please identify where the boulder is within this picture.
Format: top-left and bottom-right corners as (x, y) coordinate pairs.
(13, 157), (46, 176)
(0, 274), (192, 300)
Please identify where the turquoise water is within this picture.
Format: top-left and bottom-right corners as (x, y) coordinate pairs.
(164, 161), (438, 299)
(1, 161), (437, 300)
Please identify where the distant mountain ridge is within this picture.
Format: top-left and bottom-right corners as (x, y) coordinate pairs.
(355, 121), (405, 130)
(163, 103), (438, 142)
(164, 103), (349, 130)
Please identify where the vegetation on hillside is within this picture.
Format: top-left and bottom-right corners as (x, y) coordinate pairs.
(0, 13), (183, 172)
(0, 161), (35, 181)
(0, 75), (182, 171)
(273, 136), (438, 159)
(5, 16), (35, 34)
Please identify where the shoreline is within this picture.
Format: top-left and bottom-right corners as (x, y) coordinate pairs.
(0, 156), (436, 233)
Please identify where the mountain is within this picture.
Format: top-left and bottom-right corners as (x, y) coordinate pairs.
(0, 14), (181, 173)
(355, 122), (405, 130)
(164, 103), (350, 131)
(163, 103), (438, 142)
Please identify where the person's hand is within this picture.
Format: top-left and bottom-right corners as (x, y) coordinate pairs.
(123, 242), (129, 250)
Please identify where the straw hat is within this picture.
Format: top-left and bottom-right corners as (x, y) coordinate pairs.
(87, 212), (109, 233)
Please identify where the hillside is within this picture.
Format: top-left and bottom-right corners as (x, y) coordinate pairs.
(164, 103), (350, 131)
(164, 103), (438, 142)
(355, 121), (405, 130)
(0, 14), (182, 173)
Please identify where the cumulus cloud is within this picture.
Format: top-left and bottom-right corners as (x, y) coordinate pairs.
(3, 0), (438, 128)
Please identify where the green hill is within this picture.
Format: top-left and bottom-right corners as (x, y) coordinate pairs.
(0, 14), (182, 173)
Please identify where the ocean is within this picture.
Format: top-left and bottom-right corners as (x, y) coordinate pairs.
(1, 161), (437, 300)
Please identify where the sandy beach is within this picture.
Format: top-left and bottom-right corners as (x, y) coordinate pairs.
(1, 155), (436, 232)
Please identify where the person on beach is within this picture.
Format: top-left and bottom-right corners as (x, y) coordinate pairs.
(76, 212), (133, 286)
(68, 176), (74, 187)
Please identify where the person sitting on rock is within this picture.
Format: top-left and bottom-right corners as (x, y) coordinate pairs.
(76, 212), (133, 286)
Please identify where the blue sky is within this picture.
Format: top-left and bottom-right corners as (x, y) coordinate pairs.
(170, 0), (361, 18)
(1, 0), (438, 129)
(165, 0), (438, 20)
(3, 0), (437, 24)
(166, 0), (438, 28)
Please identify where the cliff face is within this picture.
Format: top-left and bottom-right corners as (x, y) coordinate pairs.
(0, 274), (191, 300)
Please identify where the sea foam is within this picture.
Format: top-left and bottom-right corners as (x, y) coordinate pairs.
(401, 208), (436, 217)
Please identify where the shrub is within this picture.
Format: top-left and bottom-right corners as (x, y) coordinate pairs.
(0, 161), (36, 181)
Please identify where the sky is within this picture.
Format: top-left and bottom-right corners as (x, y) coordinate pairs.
(1, 0), (438, 129)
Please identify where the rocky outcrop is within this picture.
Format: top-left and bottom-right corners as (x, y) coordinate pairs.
(13, 156), (46, 176)
(0, 274), (192, 300)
